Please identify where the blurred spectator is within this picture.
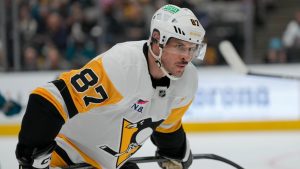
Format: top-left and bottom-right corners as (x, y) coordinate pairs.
(264, 37), (287, 63)
(65, 1), (98, 65)
(46, 12), (68, 53)
(23, 46), (39, 71)
(282, 10), (300, 48)
(102, 1), (126, 49)
(282, 10), (300, 62)
(19, 3), (37, 46)
(66, 39), (97, 68)
(122, 1), (148, 41)
(42, 45), (70, 70)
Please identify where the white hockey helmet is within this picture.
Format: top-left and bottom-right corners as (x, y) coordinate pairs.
(149, 4), (206, 60)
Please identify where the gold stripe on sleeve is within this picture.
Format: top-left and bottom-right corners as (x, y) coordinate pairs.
(32, 87), (68, 122)
(156, 100), (193, 133)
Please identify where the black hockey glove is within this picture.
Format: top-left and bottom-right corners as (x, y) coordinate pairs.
(156, 140), (192, 169)
(16, 141), (56, 169)
(120, 161), (140, 169)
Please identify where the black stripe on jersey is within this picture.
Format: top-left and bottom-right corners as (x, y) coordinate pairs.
(52, 79), (78, 118)
(18, 94), (65, 147)
(54, 145), (75, 165)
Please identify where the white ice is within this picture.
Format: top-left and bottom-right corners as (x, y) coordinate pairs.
(1, 131), (300, 169)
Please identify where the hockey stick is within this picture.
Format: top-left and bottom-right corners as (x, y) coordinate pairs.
(62, 153), (244, 169)
(219, 40), (300, 80)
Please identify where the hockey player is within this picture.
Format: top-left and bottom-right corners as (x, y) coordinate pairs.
(16, 4), (206, 169)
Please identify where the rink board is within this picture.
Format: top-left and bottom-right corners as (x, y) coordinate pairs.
(1, 120), (300, 136)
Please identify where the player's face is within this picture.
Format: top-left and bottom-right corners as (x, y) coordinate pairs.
(161, 38), (197, 77)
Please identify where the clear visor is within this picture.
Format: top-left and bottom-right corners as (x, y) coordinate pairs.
(163, 42), (207, 60)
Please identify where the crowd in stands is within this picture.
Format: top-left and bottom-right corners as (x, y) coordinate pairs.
(0, 0), (299, 71)
(19, 0), (99, 70)
(16, 0), (173, 70)
(265, 10), (300, 63)
(15, 0), (220, 70)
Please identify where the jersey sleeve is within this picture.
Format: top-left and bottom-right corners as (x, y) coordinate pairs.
(155, 99), (193, 133)
(151, 125), (187, 159)
(32, 56), (124, 122)
(151, 98), (194, 160)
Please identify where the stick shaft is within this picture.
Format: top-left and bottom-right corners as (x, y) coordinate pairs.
(248, 71), (300, 80)
(61, 154), (244, 169)
(219, 40), (300, 81)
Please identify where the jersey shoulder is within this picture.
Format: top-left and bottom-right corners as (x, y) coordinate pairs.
(96, 40), (149, 95)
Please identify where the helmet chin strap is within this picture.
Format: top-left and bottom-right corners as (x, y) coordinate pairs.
(147, 41), (180, 80)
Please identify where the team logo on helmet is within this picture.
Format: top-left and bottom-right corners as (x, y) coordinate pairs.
(163, 5), (180, 14)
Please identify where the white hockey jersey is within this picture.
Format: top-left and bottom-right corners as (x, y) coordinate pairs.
(32, 40), (198, 169)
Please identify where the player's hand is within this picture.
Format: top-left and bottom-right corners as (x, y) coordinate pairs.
(16, 142), (56, 169)
(159, 157), (183, 169)
(156, 149), (193, 169)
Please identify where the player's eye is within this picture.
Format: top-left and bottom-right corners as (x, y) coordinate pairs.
(174, 44), (186, 51)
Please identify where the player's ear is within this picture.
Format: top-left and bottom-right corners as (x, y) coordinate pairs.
(151, 30), (160, 44)
(151, 29), (160, 52)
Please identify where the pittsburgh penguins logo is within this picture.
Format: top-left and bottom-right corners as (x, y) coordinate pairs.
(100, 118), (163, 168)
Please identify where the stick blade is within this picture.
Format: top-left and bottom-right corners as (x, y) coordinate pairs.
(219, 40), (248, 74)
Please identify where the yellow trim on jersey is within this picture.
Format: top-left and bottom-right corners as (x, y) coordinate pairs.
(59, 58), (123, 113)
(32, 87), (68, 122)
(156, 100), (193, 133)
(57, 134), (102, 169)
(50, 151), (68, 167)
(156, 121), (182, 133)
